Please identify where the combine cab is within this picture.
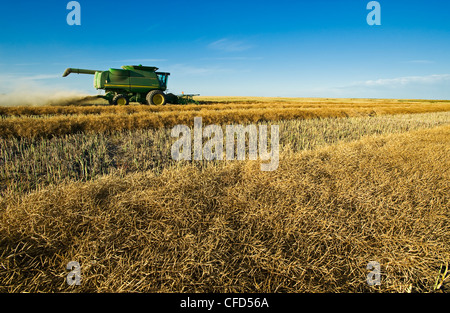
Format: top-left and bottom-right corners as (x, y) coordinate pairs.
(62, 65), (185, 105)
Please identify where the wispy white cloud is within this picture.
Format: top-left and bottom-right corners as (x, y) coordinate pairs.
(0, 73), (61, 84)
(115, 59), (167, 63)
(22, 74), (62, 80)
(355, 74), (450, 87)
(14, 62), (40, 66)
(167, 64), (236, 76)
(301, 73), (450, 99)
(144, 24), (160, 32)
(405, 60), (435, 64)
(203, 56), (263, 61)
(208, 38), (253, 52)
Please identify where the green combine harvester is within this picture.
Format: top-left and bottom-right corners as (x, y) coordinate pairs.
(62, 65), (198, 105)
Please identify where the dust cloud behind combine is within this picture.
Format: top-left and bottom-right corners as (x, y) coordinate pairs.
(0, 90), (97, 107)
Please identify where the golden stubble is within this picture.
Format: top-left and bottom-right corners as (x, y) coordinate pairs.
(1, 124), (448, 292)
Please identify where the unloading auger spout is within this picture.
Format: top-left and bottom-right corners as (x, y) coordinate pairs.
(62, 68), (99, 77)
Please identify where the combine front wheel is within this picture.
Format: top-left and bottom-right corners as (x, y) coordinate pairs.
(112, 94), (129, 106)
(146, 90), (167, 105)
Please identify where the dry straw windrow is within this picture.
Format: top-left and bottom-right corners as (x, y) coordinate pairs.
(1, 97), (449, 117)
(1, 124), (449, 292)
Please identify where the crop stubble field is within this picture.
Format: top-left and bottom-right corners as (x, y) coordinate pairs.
(0, 97), (449, 292)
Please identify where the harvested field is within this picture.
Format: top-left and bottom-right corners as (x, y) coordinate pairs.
(1, 124), (449, 292)
(0, 97), (449, 293)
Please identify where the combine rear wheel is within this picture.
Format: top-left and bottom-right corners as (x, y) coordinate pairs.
(146, 90), (167, 105)
(112, 94), (129, 106)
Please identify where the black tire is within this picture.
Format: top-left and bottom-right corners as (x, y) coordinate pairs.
(165, 93), (178, 104)
(112, 94), (129, 106)
(146, 90), (167, 105)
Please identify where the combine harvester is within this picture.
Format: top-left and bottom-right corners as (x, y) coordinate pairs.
(62, 65), (198, 105)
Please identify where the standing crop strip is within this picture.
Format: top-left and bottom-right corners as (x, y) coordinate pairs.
(1, 98), (449, 138)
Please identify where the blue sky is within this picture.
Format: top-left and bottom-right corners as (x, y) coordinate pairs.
(1, 0), (449, 99)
